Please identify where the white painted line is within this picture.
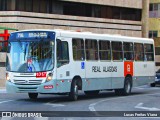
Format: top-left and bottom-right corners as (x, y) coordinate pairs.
(0, 100), (14, 104)
(89, 96), (127, 112)
(1, 117), (13, 120)
(135, 87), (160, 90)
(63, 118), (74, 120)
(45, 100), (65, 108)
(89, 92), (160, 112)
(0, 89), (6, 93)
(135, 103), (160, 111)
(45, 103), (65, 107)
(34, 117), (48, 120)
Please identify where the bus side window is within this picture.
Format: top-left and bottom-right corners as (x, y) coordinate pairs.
(85, 39), (98, 61)
(99, 40), (111, 61)
(72, 38), (85, 61)
(123, 42), (134, 61)
(134, 43), (144, 61)
(57, 40), (69, 67)
(144, 44), (154, 61)
(112, 41), (123, 61)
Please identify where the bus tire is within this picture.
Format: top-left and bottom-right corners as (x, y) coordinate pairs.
(115, 77), (132, 96)
(84, 90), (99, 96)
(150, 83), (155, 87)
(28, 93), (38, 100)
(69, 80), (78, 101)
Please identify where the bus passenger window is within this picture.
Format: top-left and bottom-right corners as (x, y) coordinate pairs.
(123, 42), (134, 61)
(134, 43), (144, 61)
(144, 44), (154, 61)
(72, 38), (85, 61)
(57, 40), (69, 67)
(85, 39), (98, 60)
(112, 41), (123, 61)
(99, 40), (111, 60)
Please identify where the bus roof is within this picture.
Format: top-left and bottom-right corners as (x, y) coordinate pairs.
(11, 29), (153, 43)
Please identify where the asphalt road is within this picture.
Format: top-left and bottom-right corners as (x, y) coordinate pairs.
(0, 85), (160, 120)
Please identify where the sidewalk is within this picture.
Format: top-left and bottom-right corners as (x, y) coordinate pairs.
(0, 87), (6, 93)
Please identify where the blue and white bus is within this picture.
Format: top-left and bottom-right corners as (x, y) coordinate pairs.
(6, 29), (155, 100)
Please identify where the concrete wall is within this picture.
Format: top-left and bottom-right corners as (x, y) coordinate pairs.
(149, 18), (160, 37)
(61, 0), (142, 9)
(0, 11), (142, 37)
(150, 0), (160, 3)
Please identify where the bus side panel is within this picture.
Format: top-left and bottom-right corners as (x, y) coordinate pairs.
(71, 61), (86, 85)
(56, 38), (74, 93)
(84, 61), (112, 91)
(56, 38), (86, 93)
(56, 64), (73, 93)
(133, 62), (155, 87)
(111, 62), (124, 89)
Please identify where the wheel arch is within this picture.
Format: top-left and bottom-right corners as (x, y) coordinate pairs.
(72, 76), (82, 90)
(125, 74), (133, 87)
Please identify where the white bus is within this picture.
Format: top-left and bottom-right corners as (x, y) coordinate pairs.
(6, 29), (155, 100)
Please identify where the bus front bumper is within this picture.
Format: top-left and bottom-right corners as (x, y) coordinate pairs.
(6, 80), (71, 94)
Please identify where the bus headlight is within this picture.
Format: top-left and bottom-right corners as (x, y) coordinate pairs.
(46, 73), (53, 82)
(6, 73), (10, 81)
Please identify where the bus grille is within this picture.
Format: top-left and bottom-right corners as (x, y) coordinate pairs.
(17, 87), (38, 92)
(13, 79), (43, 85)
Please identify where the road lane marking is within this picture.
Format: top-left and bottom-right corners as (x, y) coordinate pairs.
(1, 117), (13, 120)
(134, 85), (160, 89)
(0, 100), (14, 104)
(89, 92), (160, 112)
(135, 103), (160, 111)
(0, 89), (6, 93)
(89, 96), (127, 111)
(34, 117), (48, 120)
(45, 100), (65, 108)
(45, 103), (65, 107)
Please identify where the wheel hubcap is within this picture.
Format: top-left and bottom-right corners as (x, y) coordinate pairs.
(74, 85), (78, 96)
(126, 81), (131, 93)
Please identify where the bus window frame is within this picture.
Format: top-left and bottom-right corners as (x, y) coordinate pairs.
(99, 40), (111, 62)
(123, 42), (134, 61)
(72, 38), (85, 61)
(56, 39), (70, 68)
(144, 43), (154, 62)
(134, 42), (144, 62)
(111, 41), (123, 62)
(85, 39), (98, 61)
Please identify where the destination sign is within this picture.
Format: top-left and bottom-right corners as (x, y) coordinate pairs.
(16, 32), (48, 38)
(9, 31), (56, 40)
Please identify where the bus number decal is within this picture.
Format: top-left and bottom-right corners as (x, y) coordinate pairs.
(124, 61), (133, 76)
(36, 72), (47, 78)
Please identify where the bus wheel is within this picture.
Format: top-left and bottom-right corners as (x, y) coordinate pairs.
(150, 83), (156, 87)
(28, 93), (38, 100)
(84, 90), (99, 96)
(69, 80), (78, 101)
(115, 77), (132, 96)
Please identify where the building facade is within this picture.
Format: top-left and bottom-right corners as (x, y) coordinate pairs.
(0, 0), (144, 37)
(0, 0), (148, 87)
(149, 0), (160, 69)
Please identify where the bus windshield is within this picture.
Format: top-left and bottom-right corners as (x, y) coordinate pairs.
(6, 40), (54, 73)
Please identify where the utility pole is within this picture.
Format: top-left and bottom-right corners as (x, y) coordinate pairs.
(142, 0), (149, 38)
